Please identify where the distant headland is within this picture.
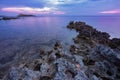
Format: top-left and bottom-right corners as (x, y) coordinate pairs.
(0, 13), (35, 20)
(17, 13), (35, 17)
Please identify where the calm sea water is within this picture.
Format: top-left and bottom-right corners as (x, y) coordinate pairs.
(0, 16), (120, 65)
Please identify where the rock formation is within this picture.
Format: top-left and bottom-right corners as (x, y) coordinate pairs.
(0, 14), (35, 21)
(1, 21), (120, 80)
(0, 16), (18, 20)
(17, 14), (35, 17)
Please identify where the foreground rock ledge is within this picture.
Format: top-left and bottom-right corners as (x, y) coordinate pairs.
(2, 21), (120, 80)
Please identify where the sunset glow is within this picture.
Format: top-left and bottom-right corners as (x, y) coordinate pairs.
(0, 0), (120, 15)
(1, 7), (65, 14)
(100, 9), (120, 14)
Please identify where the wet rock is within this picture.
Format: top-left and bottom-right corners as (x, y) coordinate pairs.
(39, 48), (45, 55)
(70, 45), (77, 53)
(67, 21), (75, 29)
(109, 38), (120, 49)
(90, 75), (99, 80)
(2, 21), (120, 80)
(86, 45), (120, 80)
(91, 45), (120, 65)
(73, 37), (80, 43)
(73, 55), (85, 68)
(67, 21), (110, 45)
(47, 50), (53, 56)
(33, 63), (41, 71)
(40, 63), (50, 76)
(74, 71), (89, 80)
(40, 76), (52, 80)
(54, 42), (62, 50)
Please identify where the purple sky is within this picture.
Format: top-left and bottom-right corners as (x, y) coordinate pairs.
(0, 0), (120, 16)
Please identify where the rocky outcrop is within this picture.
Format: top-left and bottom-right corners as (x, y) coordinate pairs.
(67, 21), (110, 45)
(2, 21), (120, 80)
(0, 14), (35, 21)
(67, 21), (120, 50)
(87, 45), (120, 80)
(2, 42), (89, 80)
(17, 14), (35, 17)
(109, 38), (120, 51)
(0, 16), (18, 20)
(3, 67), (40, 80)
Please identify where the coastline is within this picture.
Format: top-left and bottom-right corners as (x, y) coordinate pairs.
(1, 21), (120, 80)
(0, 14), (35, 20)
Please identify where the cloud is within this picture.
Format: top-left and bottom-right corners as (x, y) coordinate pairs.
(44, 0), (88, 5)
(1, 7), (65, 14)
(53, 11), (66, 14)
(100, 9), (120, 14)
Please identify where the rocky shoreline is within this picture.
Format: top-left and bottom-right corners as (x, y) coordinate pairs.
(1, 21), (120, 80)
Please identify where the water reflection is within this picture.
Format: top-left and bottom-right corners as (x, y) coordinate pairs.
(0, 17), (77, 65)
(0, 16), (120, 65)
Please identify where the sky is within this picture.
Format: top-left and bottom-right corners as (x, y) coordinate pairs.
(0, 0), (120, 16)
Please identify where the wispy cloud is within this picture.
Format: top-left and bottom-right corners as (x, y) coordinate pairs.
(100, 9), (120, 14)
(1, 7), (65, 14)
(44, 0), (88, 5)
(53, 11), (65, 14)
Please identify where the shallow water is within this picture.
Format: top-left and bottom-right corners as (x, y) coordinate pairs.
(0, 16), (120, 65)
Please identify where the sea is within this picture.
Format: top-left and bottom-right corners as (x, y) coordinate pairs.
(0, 16), (120, 66)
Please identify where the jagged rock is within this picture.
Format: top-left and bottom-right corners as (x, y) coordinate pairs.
(70, 45), (77, 53)
(3, 67), (40, 80)
(85, 45), (120, 80)
(67, 21), (75, 29)
(40, 76), (52, 80)
(33, 63), (41, 71)
(39, 49), (45, 55)
(54, 57), (88, 80)
(2, 21), (120, 80)
(40, 63), (50, 76)
(67, 21), (110, 45)
(90, 45), (120, 65)
(54, 42), (62, 50)
(109, 38), (120, 49)
(74, 71), (89, 80)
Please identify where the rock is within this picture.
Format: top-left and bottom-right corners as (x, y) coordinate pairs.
(85, 45), (120, 79)
(74, 71), (89, 80)
(67, 21), (75, 29)
(67, 21), (110, 45)
(54, 42), (62, 50)
(90, 45), (120, 65)
(70, 45), (77, 53)
(33, 63), (41, 71)
(1, 17), (18, 20)
(54, 57), (88, 80)
(90, 75), (99, 80)
(109, 38), (120, 49)
(2, 21), (120, 80)
(40, 76), (52, 80)
(40, 63), (50, 76)
(39, 48), (45, 56)
(3, 67), (40, 80)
